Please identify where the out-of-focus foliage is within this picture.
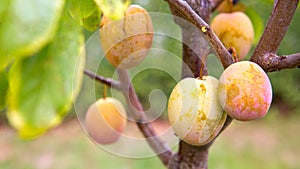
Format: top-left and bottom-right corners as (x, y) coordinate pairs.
(0, 0), (65, 70)
(0, 0), (85, 137)
(7, 12), (85, 139)
(245, 8), (264, 45)
(0, 71), (8, 111)
(67, 0), (101, 31)
(132, 0), (171, 13)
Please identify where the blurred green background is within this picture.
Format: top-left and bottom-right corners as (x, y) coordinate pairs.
(1, 0), (300, 168)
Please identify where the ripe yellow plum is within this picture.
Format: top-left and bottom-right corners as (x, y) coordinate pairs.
(210, 12), (254, 60)
(99, 4), (153, 69)
(85, 97), (127, 144)
(218, 61), (272, 121)
(168, 77), (227, 146)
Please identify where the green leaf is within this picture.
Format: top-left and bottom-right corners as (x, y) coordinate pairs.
(68, 0), (98, 19)
(7, 12), (85, 139)
(67, 0), (101, 31)
(245, 7), (264, 45)
(81, 9), (102, 31)
(0, 0), (65, 70)
(0, 71), (8, 110)
(241, 0), (273, 6)
(95, 0), (130, 20)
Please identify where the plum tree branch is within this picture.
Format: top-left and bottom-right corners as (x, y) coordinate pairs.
(84, 69), (173, 166)
(168, 0), (211, 78)
(166, 1), (234, 168)
(251, 0), (299, 71)
(117, 69), (173, 166)
(165, 0), (234, 69)
(84, 69), (122, 90)
(210, 0), (224, 11)
(261, 53), (300, 72)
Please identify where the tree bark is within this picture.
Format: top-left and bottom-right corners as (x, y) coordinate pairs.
(168, 0), (213, 168)
(168, 141), (210, 169)
(250, 0), (300, 71)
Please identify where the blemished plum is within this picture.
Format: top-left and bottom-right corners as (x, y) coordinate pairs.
(168, 77), (227, 146)
(85, 97), (127, 144)
(218, 61), (272, 121)
(210, 12), (254, 60)
(99, 4), (153, 69)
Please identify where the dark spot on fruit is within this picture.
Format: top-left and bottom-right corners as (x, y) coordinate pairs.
(200, 84), (206, 94)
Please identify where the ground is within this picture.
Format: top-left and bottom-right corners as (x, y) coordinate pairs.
(0, 110), (300, 169)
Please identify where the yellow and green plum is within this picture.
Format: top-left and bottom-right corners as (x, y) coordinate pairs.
(99, 4), (153, 69)
(210, 12), (254, 60)
(218, 61), (272, 121)
(168, 77), (227, 146)
(85, 97), (127, 144)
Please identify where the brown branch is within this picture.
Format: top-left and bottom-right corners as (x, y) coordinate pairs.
(251, 0), (299, 70)
(168, 141), (209, 169)
(260, 53), (300, 72)
(170, 0), (211, 78)
(165, 0), (234, 69)
(169, 0), (211, 78)
(210, 0), (225, 12)
(166, 1), (234, 168)
(84, 69), (122, 90)
(117, 69), (173, 166)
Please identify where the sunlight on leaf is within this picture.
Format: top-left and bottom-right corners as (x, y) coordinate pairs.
(95, 0), (131, 20)
(7, 12), (85, 139)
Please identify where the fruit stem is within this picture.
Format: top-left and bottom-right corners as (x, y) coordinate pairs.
(229, 0), (233, 13)
(103, 84), (107, 99)
(199, 57), (206, 80)
(228, 47), (238, 62)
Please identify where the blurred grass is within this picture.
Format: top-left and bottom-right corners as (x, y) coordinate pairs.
(1, 110), (300, 169)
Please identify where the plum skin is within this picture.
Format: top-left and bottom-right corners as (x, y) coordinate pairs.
(218, 61), (273, 121)
(99, 4), (153, 69)
(85, 97), (127, 144)
(168, 76), (227, 146)
(210, 12), (254, 60)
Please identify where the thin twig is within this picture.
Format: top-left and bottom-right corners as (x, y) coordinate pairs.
(165, 0), (234, 69)
(84, 69), (122, 90)
(117, 69), (174, 166)
(84, 69), (173, 165)
(251, 0), (299, 71)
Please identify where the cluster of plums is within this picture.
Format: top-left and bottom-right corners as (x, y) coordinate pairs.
(168, 61), (273, 146)
(85, 3), (273, 146)
(168, 4), (272, 146)
(85, 4), (152, 145)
